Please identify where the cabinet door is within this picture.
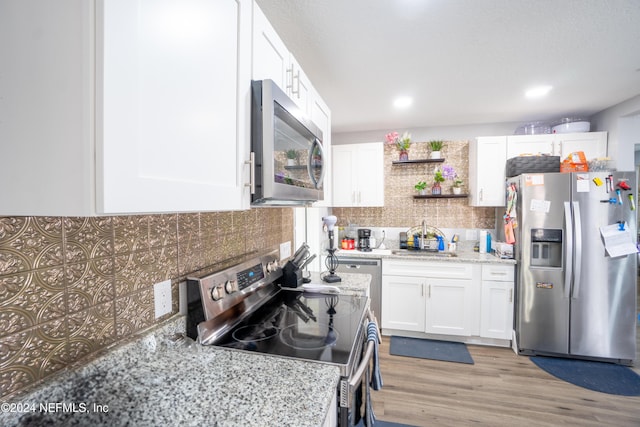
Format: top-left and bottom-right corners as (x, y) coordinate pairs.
(355, 143), (384, 207)
(98, 0), (251, 213)
(381, 276), (425, 332)
(332, 145), (357, 206)
(288, 54), (312, 114)
(507, 135), (554, 158)
(469, 137), (507, 206)
(425, 278), (473, 336)
(252, 2), (289, 90)
(480, 280), (514, 340)
(554, 132), (608, 160)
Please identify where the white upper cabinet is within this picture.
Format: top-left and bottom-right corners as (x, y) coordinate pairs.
(469, 137), (508, 206)
(0, 0), (252, 216)
(252, 3), (289, 90)
(470, 132), (608, 207)
(507, 132), (608, 159)
(553, 132), (608, 159)
(506, 135), (555, 158)
(332, 143), (384, 207)
(252, 3), (311, 114)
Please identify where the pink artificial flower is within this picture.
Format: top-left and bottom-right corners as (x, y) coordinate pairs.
(385, 132), (399, 145)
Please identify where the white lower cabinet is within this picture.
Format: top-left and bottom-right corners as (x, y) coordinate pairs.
(381, 276), (426, 332)
(425, 278), (476, 336)
(480, 265), (515, 340)
(382, 259), (514, 346)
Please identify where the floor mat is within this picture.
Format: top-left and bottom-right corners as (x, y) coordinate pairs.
(530, 356), (640, 396)
(389, 336), (474, 364)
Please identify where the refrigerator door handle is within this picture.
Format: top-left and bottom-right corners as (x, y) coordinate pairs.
(572, 201), (582, 298)
(563, 202), (573, 299)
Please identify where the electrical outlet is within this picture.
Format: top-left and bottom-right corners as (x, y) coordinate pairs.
(280, 241), (292, 259)
(154, 279), (172, 319)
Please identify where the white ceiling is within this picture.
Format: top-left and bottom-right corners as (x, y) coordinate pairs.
(255, 0), (640, 134)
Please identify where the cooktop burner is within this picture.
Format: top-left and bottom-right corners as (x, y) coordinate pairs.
(213, 289), (367, 366)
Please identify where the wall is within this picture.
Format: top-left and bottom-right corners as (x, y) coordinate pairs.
(332, 140), (495, 229)
(590, 94), (640, 171)
(0, 209), (293, 399)
(332, 121), (523, 145)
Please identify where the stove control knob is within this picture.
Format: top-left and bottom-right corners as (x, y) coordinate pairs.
(225, 279), (238, 294)
(210, 284), (225, 301)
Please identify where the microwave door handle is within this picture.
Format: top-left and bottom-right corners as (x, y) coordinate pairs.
(563, 202), (573, 299)
(308, 138), (326, 189)
(572, 201), (582, 298)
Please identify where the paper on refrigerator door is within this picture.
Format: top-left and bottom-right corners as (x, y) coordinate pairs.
(599, 223), (639, 257)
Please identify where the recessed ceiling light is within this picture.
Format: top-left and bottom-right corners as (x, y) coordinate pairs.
(393, 96), (413, 109)
(525, 85), (553, 99)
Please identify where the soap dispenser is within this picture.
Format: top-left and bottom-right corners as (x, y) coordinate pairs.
(436, 235), (445, 251)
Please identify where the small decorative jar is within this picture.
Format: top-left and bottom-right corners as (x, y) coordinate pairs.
(399, 149), (409, 161)
(431, 182), (442, 195)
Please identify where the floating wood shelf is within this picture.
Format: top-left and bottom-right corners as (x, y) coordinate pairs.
(392, 158), (445, 165)
(413, 194), (469, 199)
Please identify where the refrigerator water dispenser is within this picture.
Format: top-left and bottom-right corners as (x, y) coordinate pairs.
(530, 228), (562, 267)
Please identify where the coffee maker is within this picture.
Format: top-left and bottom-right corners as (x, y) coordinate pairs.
(357, 229), (372, 252)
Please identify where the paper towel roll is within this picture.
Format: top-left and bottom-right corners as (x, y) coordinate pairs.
(479, 231), (487, 254)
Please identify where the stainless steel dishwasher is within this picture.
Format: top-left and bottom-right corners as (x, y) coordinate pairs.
(336, 257), (382, 323)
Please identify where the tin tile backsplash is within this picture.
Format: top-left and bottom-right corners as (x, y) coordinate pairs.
(0, 209), (293, 399)
(333, 140), (496, 229)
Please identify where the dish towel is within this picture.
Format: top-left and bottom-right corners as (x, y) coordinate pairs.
(365, 321), (383, 426)
(368, 321), (383, 390)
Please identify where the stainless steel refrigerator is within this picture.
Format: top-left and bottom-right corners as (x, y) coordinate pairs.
(503, 172), (637, 364)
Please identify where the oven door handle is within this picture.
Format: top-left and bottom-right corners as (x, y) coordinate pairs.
(349, 337), (374, 390)
(342, 311), (377, 409)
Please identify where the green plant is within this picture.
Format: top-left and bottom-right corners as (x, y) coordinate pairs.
(453, 177), (463, 187)
(286, 149), (297, 159)
(433, 169), (445, 183)
(428, 140), (444, 151)
(414, 181), (427, 191)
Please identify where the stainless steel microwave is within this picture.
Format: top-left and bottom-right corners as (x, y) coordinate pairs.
(250, 79), (325, 206)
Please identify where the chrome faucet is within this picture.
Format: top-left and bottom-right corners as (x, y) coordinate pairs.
(422, 220), (427, 250)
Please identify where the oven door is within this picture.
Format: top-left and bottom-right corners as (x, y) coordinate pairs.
(251, 79), (325, 205)
(339, 311), (377, 427)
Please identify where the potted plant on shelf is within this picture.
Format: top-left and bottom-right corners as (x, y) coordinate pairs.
(432, 169), (445, 195)
(385, 131), (412, 161)
(414, 180), (428, 196)
(428, 140), (445, 159)
(286, 149), (298, 166)
(452, 177), (464, 195)
(442, 164), (463, 194)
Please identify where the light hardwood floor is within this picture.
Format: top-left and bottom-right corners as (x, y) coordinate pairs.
(372, 332), (640, 427)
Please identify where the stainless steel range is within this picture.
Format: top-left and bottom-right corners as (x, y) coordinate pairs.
(185, 249), (375, 426)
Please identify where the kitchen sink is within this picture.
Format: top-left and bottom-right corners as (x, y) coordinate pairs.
(391, 249), (457, 258)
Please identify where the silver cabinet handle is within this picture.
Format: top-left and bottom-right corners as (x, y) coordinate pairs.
(285, 66), (294, 92)
(480, 188), (484, 201)
(509, 289), (513, 303)
(245, 152), (255, 194)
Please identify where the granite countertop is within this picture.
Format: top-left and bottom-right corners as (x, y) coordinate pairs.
(0, 316), (339, 427)
(304, 271), (371, 296)
(335, 245), (516, 265)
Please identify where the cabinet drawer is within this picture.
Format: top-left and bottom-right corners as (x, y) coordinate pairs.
(481, 264), (514, 282)
(383, 260), (473, 279)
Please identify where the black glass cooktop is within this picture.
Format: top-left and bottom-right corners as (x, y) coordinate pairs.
(212, 289), (368, 367)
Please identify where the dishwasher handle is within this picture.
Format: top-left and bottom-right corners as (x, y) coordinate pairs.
(336, 258), (381, 267)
